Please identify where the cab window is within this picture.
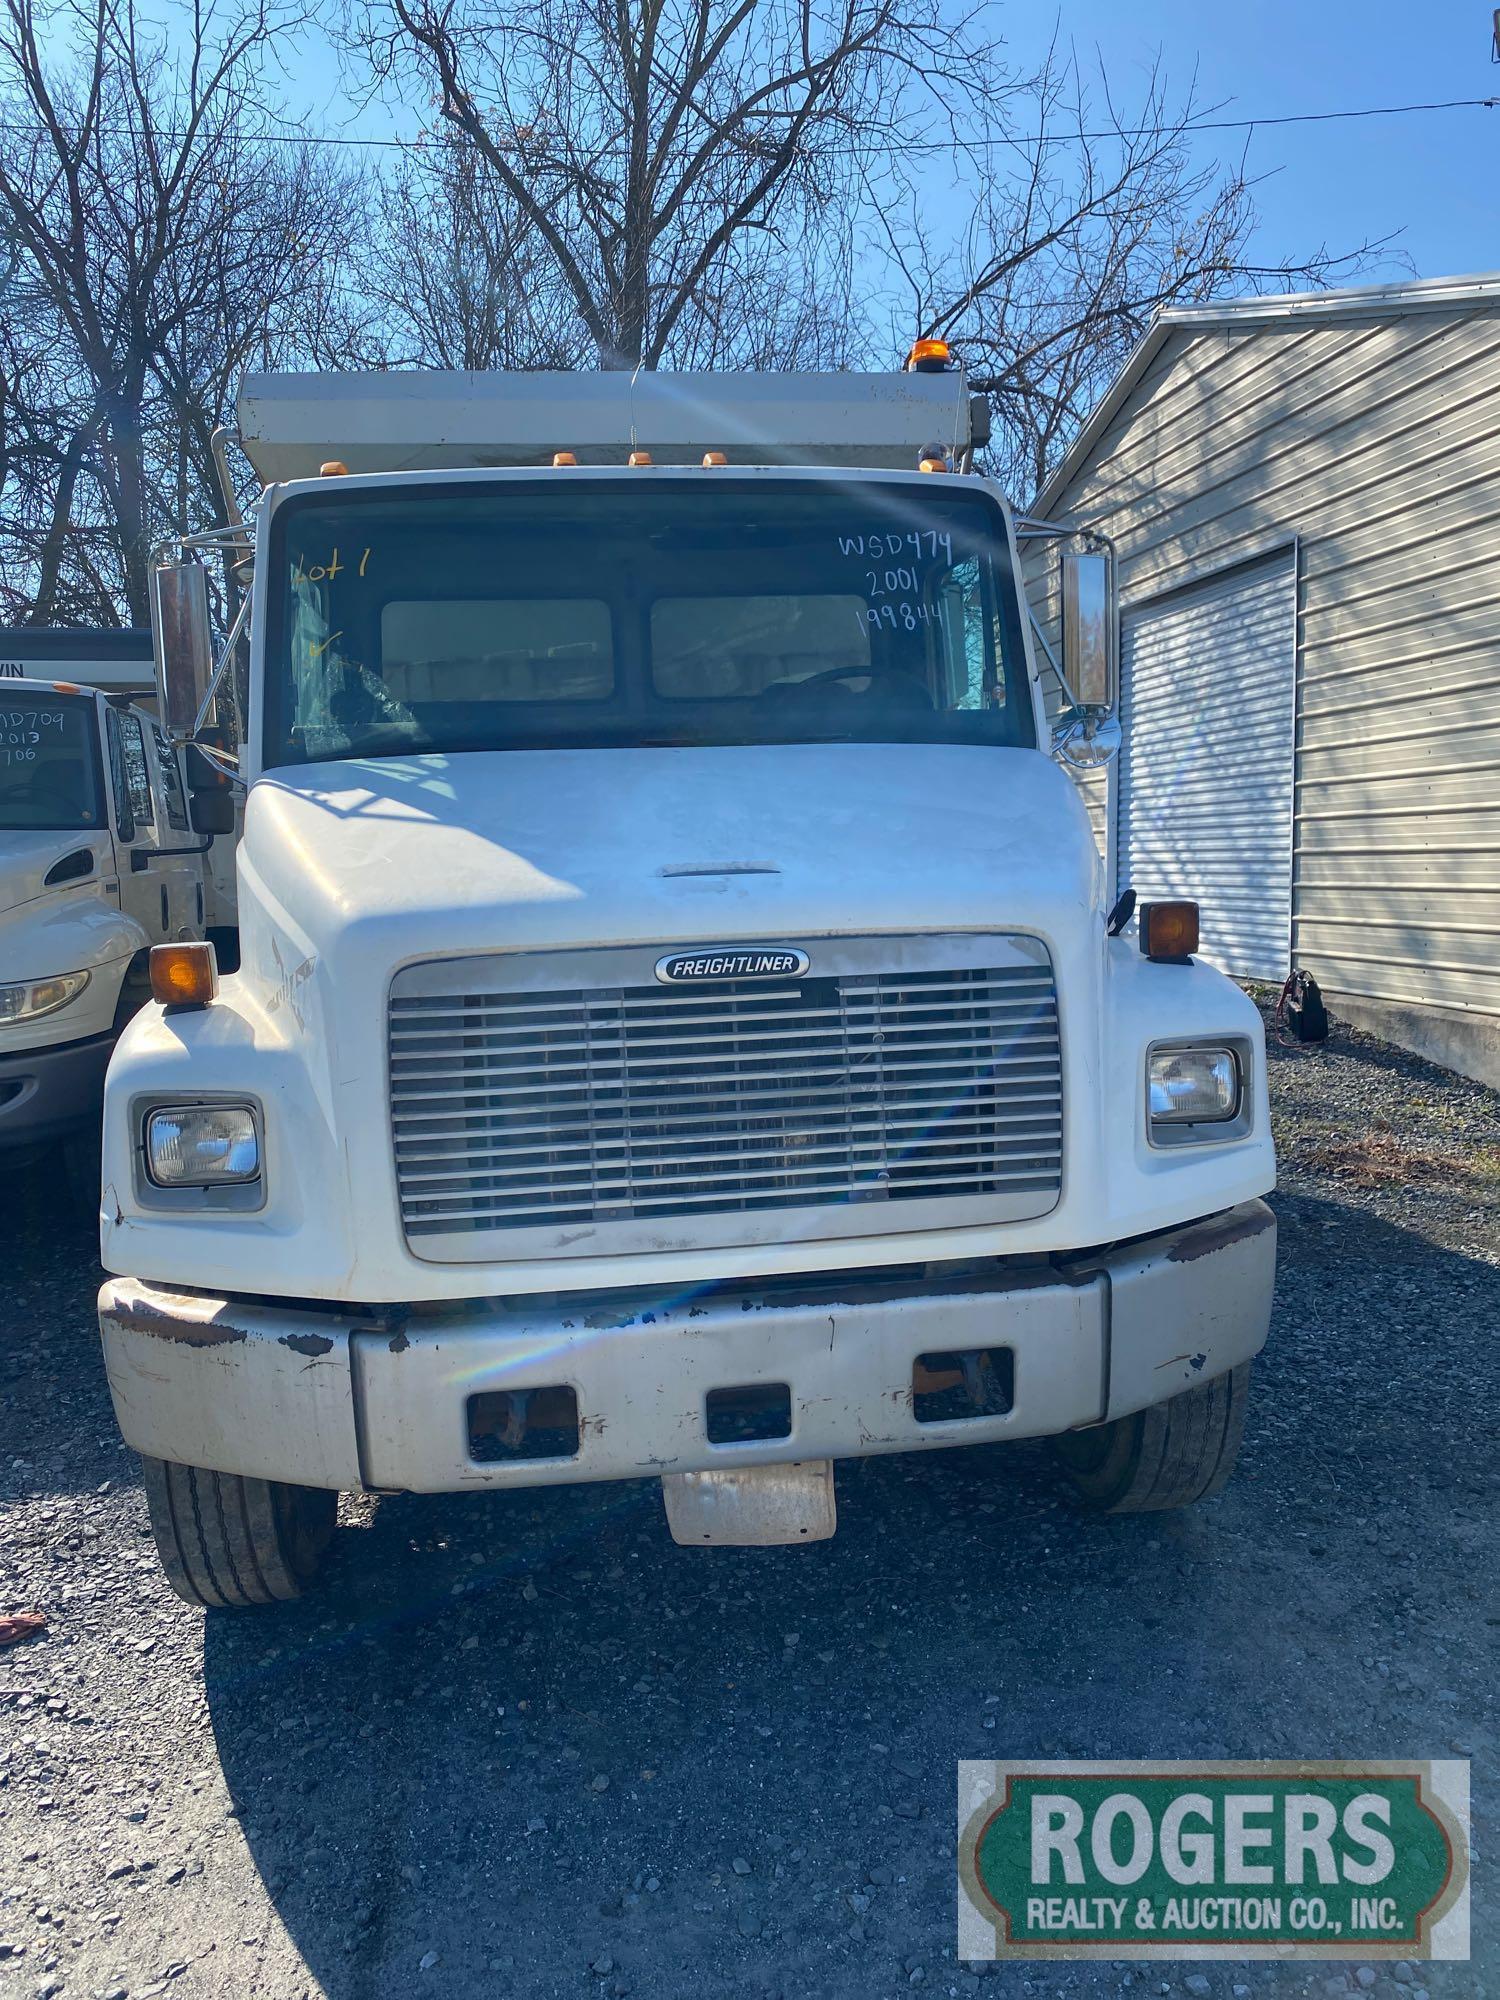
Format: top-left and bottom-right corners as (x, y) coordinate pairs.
(107, 710), (155, 838)
(151, 723), (191, 831)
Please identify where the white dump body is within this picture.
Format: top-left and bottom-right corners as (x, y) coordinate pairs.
(236, 368), (974, 481)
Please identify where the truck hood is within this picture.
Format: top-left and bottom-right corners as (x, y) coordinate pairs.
(238, 744), (1103, 974)
(0, 828), (107, 919)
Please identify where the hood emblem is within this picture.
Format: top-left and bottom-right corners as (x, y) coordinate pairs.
(656, 946), (810, 984)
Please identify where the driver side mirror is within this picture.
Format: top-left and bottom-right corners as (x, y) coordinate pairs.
(150, 562), (214, 739)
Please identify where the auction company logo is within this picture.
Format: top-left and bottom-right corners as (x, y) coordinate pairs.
(958, 1762), (1469, 1962)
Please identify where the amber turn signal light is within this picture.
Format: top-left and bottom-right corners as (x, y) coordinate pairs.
(150, 941), (219, 1009)
(1139, 901), (1200, 962)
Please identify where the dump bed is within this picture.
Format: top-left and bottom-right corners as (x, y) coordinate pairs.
(236, 368), (975, 482)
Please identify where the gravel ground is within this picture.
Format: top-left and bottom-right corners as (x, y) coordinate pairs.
(1, 1007), (1495, 2000)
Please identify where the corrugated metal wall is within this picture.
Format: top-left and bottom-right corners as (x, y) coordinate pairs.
(1027, 305), (1500, 1028)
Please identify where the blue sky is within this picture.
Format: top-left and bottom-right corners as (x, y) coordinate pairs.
(1033, 0), (1495, 282)
(283, 1), (1497, 288)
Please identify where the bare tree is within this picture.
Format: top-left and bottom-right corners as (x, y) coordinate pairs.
(359, 0), (1018, 371)
(884, 50), (1392, 496)
(0, 0), (366, 622)
(357, 4), (1379, 487)
(364, 132), (588, 370)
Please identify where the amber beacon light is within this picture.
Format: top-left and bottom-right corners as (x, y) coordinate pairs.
(906, 338), (952, 373)
(1138, 901), (1200, 963)
(150, 941), (220, 1009)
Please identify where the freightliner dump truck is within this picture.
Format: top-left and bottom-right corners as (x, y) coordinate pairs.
(96, 355), (1276, 1605)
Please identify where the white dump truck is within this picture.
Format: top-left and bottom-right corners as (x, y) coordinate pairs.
(96, 357), (1276, 1606)
(1, 637), (225, 1176)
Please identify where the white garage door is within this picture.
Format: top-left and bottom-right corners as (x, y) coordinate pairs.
(1117, 551), (1297, 982)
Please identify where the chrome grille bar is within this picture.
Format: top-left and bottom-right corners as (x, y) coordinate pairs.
(389, 945), (1063, 1251)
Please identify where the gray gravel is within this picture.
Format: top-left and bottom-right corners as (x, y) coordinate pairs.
(1, 1005), (1495, 2000)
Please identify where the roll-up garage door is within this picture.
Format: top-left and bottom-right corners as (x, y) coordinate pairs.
(1117, 550), (1297, 982)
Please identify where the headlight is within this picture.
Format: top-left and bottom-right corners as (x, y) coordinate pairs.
(0, 970), (91, 1023)
(145, 1104), (260, 1186)
(1147, 1045), (1245, 1145)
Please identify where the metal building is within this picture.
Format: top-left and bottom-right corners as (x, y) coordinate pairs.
(1023, 273), (1500, 1087)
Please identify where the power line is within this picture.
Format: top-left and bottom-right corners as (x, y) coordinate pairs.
(11, 93), (1498, 155)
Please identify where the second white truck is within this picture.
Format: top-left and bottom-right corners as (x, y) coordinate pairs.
(96, 358), (1276, 1606)
(1, 671), (218, 1174)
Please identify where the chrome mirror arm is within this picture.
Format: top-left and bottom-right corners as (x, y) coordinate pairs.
(188, 592), (251, 742)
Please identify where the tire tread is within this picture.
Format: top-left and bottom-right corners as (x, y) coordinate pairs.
(1055, 1363), (1252, 1514)
(139, 1454), (332, 1607)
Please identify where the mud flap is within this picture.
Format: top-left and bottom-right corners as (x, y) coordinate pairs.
(660, 1460), (837, 1546)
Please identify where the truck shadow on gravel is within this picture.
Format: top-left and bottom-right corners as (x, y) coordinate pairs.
(196, 1189), (1498, 2000)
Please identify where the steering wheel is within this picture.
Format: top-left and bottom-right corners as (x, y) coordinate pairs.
(760, 665), (933, 706)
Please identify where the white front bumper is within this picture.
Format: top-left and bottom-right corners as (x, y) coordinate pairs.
(98, 1201), (1274, 1495)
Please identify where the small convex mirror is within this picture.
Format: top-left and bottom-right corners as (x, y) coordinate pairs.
(1051, 709), (1122, 769)
(150, 563), (213, 739)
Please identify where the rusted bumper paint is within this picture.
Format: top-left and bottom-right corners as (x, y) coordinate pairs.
(98, 1200), (1274, 1493)
(98, 1282), (362, 1490)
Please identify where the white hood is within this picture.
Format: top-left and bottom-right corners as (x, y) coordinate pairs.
(238, 742), (1103, 979)
(104, 739), (1279, 1304)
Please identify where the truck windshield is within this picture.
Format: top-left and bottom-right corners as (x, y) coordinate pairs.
(265, 479), (1034, 767)
(0, 696), (106, 830)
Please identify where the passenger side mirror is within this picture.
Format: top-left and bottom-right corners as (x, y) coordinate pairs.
(151, 563), (214, 739)
(1062, 552), (1113, 713)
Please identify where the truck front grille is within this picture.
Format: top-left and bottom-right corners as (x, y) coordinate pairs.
(388, 939), (1062, 1257)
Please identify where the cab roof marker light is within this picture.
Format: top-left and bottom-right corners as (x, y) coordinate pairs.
(552, 451), (578, 466)
(702, 451), (728, 466)
(319, 459), (349, 477)
(627, 450), (653, 466)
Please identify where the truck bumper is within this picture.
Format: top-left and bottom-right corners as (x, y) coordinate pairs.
(0, 1032), (114, 1153)
(98, 1199), (1275, 1494)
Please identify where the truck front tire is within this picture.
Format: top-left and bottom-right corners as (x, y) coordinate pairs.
(1052, 1362), (1252, 1513)
(140, 1454), (336, 1607)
